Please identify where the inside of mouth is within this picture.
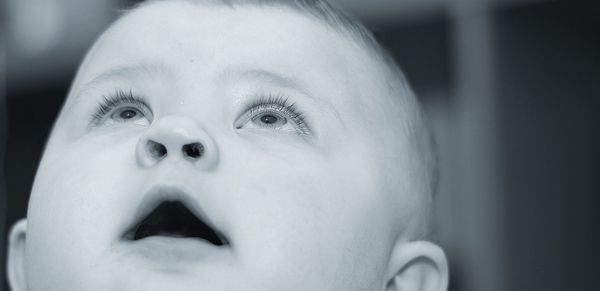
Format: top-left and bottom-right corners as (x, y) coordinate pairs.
(125, 201), (228, 246)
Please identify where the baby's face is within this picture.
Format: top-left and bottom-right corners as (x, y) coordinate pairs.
(22, 2), (419, 290)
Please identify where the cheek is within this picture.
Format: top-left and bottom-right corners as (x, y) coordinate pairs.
(26, 133), (143, 284)
(220, 137), (393, 288)
(31, 130), (142, 229)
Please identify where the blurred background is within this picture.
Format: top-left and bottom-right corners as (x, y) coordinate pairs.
(1, 0), (599, 290)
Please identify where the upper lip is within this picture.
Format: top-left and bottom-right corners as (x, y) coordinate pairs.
(122, 184), (228, 244)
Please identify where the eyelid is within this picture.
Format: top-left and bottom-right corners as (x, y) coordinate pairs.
(235, 95), (311, 135)
(237, 103), (289, 124)
(90, 89), (153, 127)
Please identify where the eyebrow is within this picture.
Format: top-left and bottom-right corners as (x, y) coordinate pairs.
(81, 63), (170, 94)
(87, 64), (163, 86)
(226, 68), (308, 92)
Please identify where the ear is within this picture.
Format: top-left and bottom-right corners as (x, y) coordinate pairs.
(7, 219), (28, 291)
(384, 240), (449, 291)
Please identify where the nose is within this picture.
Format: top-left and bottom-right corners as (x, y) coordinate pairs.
(136, 115), (218, 169)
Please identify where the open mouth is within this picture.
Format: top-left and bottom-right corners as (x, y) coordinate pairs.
(124, 200), (229, 247)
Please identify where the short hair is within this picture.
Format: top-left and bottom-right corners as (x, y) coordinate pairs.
(130, 0), (439, 238)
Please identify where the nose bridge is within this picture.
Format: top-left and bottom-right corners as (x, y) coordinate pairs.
(136, 115), (218, 169)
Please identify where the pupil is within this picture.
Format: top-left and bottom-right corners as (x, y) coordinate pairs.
(120, 109), (137, 119)
(260, 114), (277, 124)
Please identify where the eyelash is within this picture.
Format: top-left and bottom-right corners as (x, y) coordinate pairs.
(90, 90), (151, 126)
(238, 95), (310, 135)
(89, 91), (310, 134)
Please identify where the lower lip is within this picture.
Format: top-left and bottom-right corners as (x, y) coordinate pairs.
(121, 236), (226, 264)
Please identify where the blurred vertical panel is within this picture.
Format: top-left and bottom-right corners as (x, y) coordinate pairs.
(449, 0), (505, 291)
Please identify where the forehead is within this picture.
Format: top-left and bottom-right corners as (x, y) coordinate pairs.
(79, 2), (366, 87)
(69, 1), (392, 115)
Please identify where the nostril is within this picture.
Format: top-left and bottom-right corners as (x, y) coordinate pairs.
(182, 142), (204, 159)
(147, 140), (167, 159)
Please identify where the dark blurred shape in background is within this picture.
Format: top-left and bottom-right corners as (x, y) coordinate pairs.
(2, 1), (600, 291)
(1, 0), (8, 288)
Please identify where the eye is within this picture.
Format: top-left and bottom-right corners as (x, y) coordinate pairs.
(104, 105), (151, 126)
(111, 107), (143, 122)
(91, 90), (153, 127)
(252, 112), (287, 127)
(235, 96), (310, 135)
(240, 109), (296, 133)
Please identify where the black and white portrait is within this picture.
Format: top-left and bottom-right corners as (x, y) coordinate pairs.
(1, 1), (599, 290)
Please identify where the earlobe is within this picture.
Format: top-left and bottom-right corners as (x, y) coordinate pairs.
(384, 240), (449, 291)
(7, 219), (28, 291)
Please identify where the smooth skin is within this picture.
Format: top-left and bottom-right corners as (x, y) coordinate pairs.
(7, 1), (448, 290)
